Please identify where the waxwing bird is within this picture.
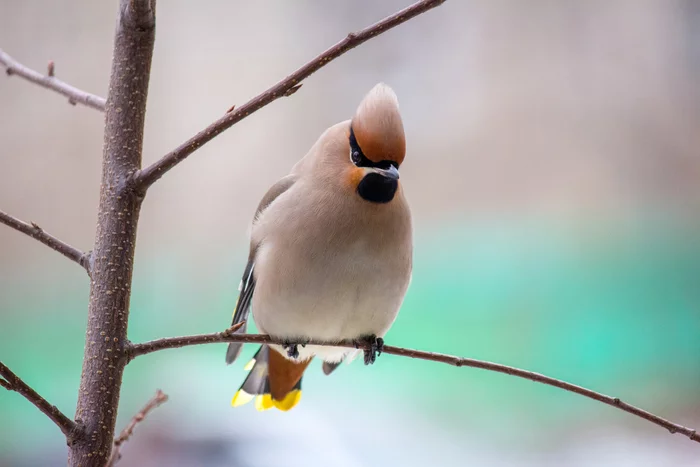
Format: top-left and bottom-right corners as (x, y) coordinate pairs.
(225, 83), (413, 411)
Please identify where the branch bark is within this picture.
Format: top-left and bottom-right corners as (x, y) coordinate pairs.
(132, 0), (446, 191)
(0, 48), (106, 111)
(0, 209), (91, 273)
(68, 1), (156, 465)
(0, 362), (77, 439)
(128, 327), (700, 445)
(106, 389), (168, 467)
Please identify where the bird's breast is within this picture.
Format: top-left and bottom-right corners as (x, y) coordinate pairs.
(251, 185), (412, 349)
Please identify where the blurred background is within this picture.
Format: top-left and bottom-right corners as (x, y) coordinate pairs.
(1, 0), (700, 465)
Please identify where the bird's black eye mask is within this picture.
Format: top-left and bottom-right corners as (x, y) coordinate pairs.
(349, 126), (399, 170)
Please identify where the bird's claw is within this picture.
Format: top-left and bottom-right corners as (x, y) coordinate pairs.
(282, 339), (308, 359)
(283, 343), (299, 359)
(357, 335), (384, 365)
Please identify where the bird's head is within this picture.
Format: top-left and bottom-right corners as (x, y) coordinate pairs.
(346, 83), (406, 204)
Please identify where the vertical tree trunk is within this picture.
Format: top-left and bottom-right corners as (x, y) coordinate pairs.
(68, 2), (155, 465)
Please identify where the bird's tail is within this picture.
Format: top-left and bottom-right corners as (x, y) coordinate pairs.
(231, 345), (311, 412)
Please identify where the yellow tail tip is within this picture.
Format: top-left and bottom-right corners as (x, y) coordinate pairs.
(231, 389), (254, 408)
(273, 390), (302, 411)
(255, 394), (275, 411)
(232, 388), (302, 411)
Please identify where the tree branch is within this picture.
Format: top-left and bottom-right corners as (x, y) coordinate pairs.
(128, 326), (700, 445)
(106, 389), (168, 467)
(0, 209), (91, 273)
(0, 48), (106, 111)
(132, 0), (447, 191)
(69, 1), (156, 465)
(127, 322), (246, 361)
(0, 362), (77, 439)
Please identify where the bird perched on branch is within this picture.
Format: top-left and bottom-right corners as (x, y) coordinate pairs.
(226, 83), (413, 411)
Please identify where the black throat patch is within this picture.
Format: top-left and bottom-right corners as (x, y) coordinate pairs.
(357, 172), (398, 203)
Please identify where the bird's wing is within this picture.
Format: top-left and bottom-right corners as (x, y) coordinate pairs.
(225, 175), (297, 364)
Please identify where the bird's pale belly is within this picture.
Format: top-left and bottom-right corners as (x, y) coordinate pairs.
(251, 240), (409, 362)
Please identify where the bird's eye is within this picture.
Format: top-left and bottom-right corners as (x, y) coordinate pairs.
(351, 150), (361, 165)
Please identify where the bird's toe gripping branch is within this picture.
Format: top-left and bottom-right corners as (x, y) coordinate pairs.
(284, 343), (299, 359)
(282, 339), (308, 359)
(356, 335), (384, 365)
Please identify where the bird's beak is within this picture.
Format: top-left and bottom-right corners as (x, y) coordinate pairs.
(370, 165), (400, 181)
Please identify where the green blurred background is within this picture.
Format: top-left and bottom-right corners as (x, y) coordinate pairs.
(1, 1), (700, 466)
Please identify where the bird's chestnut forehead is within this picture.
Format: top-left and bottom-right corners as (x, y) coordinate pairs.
(350, 121), (405, 166)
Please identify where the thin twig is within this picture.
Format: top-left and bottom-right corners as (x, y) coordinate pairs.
(127, 325), (700, 445)
(126, 322), (247, 362)
(0, 362), (77, 438)
(0, 48), (106, 111)
(133, 0), (447, 191)
(105, 389), (168, 467)
(0, 209), (91, 273)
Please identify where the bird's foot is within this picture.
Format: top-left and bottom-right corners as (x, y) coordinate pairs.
(282, 339), (308, 359)
(355, 335), (384, 365)
(284, 344), (299, 359)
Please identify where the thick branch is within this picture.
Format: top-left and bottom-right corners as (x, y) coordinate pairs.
(0, 48), (106, 111)
(69, 1), (156, 465)
(128, 326), (700, 445)
(0, 362), (77, 438)
(106, 389), (168, 467)
(133, 0), (446, 191)
(0, 209), (91, 273)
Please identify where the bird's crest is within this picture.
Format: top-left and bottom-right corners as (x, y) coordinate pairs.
(351, 83), (406, 166)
